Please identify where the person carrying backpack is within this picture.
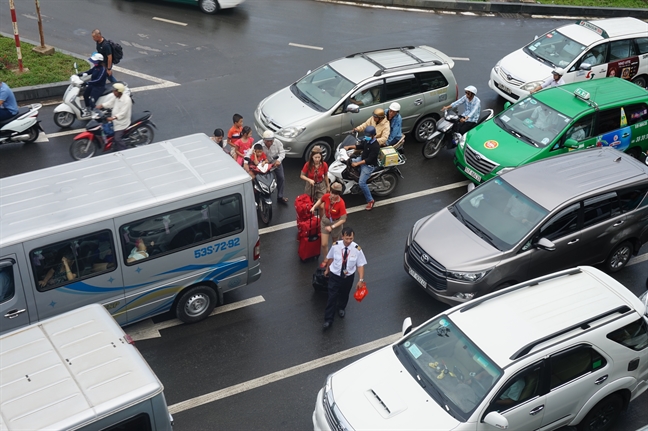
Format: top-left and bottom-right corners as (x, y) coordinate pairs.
(92, 29), (122, 83)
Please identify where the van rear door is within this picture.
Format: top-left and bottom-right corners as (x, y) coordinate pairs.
(0, 251), (31, 334)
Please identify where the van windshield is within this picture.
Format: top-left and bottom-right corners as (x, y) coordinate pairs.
(453, 177), (549, 250)
(291, 65), (354, 112)
(523, 30), (586, 69)
(395, 315), (503, 421)
(494, 98), (571, 147)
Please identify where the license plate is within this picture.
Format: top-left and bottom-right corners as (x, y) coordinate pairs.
(464, 166), (482, 182)
(495, 81), (513, 95)
(409, 268), (427, 289)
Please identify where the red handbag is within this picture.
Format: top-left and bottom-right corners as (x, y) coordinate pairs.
(354, 282), (368, 302)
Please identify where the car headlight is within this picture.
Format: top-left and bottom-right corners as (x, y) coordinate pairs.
(446, 269), (492, 282)
(453, 292), (476, 300)
(254, 105), (261, 119)
(276, 126), (306, 139)
(323, 375), (354, 431)
(521, 81), (543, 92)
(493, 61), (501, 74)
(497, 167), (515, 176)
(459, 134), (467, 149)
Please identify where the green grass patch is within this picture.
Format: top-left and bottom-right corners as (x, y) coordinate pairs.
(0, 36), (79, 88)
(535, 0), (648, 7)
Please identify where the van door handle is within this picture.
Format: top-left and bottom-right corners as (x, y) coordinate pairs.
(613, 220), (624, 227)
(4, 309), (26, 319)
(529, 405), (544, 415)
(414, 99), (423, 106)
(595, 375), (608, 385)
(568, 239), (579, 244)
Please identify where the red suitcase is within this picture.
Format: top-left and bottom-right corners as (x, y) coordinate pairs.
(295, 194), (313, 221)
(297, 215), (320, 239)
(299, 234), (321, 261)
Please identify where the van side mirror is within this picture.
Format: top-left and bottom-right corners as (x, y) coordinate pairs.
(503, 102), (512, 110)
(402, 317), (413, 336)
(484, 411), (509, 429)
(346, 104), (360, 114)
(579, 63), (592, 71)
(564, 138), (579, 149)
(535, 237), (556, 251)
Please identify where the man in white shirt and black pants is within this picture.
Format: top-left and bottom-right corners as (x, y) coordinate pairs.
(322, 227), (367, 330)
(97, 83), (132, 152)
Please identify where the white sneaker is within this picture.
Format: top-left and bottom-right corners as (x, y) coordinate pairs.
(81, 108), (91, 117)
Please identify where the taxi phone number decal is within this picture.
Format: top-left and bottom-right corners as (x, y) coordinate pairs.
(194, 238), (240, 258)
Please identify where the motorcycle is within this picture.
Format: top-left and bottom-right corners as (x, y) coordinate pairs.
(53, 62), (131, 128)
(0, 103), (43, 145)
(245, 155), (279, 225)
(421, 108), (494, 159)
(69, 108), (156, 160)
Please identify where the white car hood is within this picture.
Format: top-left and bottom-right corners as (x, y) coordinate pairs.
(260, 86), (320, 129)
(498, 49), (553, 85)
(332, 347), (461, 431)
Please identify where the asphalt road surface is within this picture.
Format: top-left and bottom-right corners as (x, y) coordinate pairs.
(1, 1), (647, 430)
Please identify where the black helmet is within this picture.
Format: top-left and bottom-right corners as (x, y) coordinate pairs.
(364, 126), (377, 136)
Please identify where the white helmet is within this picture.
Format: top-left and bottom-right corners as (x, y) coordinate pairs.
(389, 102), (401, 112)
(464, 85), (477, 95)
(262, 130), (275, 140)
(89, 52), (104, 63)
(552, 68), (565, 76)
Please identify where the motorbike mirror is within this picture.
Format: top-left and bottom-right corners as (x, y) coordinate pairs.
(345, 104), (360, 114)
(535, 237), (556, 251)
(73, 62), (78, 74)
(563, 138), (579, 149)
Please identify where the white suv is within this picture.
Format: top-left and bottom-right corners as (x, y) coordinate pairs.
(313, 266), (648, 431)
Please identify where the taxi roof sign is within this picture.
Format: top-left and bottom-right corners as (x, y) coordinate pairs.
(576, 20), (609, 38)
(574, 88), (591, 101)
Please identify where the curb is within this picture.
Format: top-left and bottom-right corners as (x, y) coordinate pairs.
(14, 81), (69, 104)
(338, 0), (648, 19)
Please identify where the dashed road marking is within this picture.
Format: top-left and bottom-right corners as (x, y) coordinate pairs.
(289, 42), (324, 51)
(152, 17), (188, 26)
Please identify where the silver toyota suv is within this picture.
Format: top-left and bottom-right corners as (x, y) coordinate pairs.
(254, 45), (458, 160)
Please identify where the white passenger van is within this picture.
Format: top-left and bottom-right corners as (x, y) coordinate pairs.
(0, 134), (261, 335)
(0, 304), (173, 430)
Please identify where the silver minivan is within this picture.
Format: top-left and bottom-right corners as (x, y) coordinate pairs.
(254, 45), (458, 160)
(405, 147), (648, 305)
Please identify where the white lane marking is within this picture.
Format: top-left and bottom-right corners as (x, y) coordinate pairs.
(46, 128), (85, 138)
(289, 42), (324, 51)
(258, 180), (469, 235)
(152, 17), (188, 26)
(34, 131), (49, 143)
(127, 295), (265, 341)
(628, 253), (648, 267)
(112, 65), (180, 88)
(168, 332), (401, 414)
(449, 57), (470, 61)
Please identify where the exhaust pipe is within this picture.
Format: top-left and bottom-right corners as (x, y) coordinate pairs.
(13, 134), (31, 141)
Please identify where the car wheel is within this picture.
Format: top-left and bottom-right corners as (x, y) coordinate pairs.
(54, 111), (75, 128)
(577, 394), (623, 431)
(631, 75), (647, 89)
(604, 241), (633, 273)
(422, 135), (444, 159)
(304, 140), (332, 162)
(175, 285), (217, 323)
(198, 0), (219, 14)
(413, 116), (437, 143)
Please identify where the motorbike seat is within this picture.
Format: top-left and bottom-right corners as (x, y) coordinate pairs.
(0, 107), (29, 127)
(130, 111), (151, 124)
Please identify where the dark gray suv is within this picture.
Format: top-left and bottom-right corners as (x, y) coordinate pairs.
(405, 147), (648, 305)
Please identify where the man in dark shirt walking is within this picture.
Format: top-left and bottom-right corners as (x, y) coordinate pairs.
(344, 125), (380, 210)
(92, 29), (117, 83)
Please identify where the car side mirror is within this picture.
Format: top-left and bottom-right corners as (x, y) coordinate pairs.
(535, 237), (556, 251)
(346, 104), (360, 114)
(503, 101), (512, 110)
(402, 317), (413, 336)
(579, 62), (592, 71)
(484, 411), (509, 429)
(564, 138), (579, 149)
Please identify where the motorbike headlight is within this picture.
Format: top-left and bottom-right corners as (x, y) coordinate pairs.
(521, 80), (543, 92)
(446, 269), (492, 283)
(276, 126), (305, 139)
(497, 167), (515, 176)
(259, 182), (271, 194)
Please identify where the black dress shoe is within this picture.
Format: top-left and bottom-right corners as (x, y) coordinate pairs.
(323, 321), (332, 330)
(338, 309), (345, 318)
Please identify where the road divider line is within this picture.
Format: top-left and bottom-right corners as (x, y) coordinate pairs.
(112, 65), (180, 87)
(47, 128), (85, 138)
(152, 16), (188, 26)
(289, 42), (324, 51)
(168, 332), (401, 414)
(449, 57), (470, 61)
(628, 253), (648, 267)
(258, 180), (468, 235)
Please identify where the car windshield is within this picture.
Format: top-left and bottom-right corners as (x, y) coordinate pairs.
(453, 177), (549, 250)
(494, 97), (571, 147)
(523, 30), (586, 69)
(396, 315), (503, 420)
(290, 64), (354, 112)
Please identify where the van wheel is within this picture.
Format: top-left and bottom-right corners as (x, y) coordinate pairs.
(577, 394), (623, 431)
(604, 241), (633, 273)
(413, 116), (437, 143)
(631, 75), (647, 89)
(305, 140), (332, 162)
(175, 285), (217, 323)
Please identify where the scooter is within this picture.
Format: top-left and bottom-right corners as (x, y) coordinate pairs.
(0, 103), (43, 145)
(421, 108), (494, 159)
(245, 155), (279, 225)
(53, 62), (131, 128)
(69, 108), (156, 160)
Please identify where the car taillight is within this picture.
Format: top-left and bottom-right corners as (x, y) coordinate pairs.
(253, 237), (260, 260)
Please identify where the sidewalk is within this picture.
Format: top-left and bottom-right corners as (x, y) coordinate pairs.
(331, 0), (648, 19)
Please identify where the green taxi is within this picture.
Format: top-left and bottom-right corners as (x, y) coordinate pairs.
(454, 78), (648, 184)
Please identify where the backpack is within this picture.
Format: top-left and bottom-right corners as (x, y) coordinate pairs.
(107, 40), (124, 64)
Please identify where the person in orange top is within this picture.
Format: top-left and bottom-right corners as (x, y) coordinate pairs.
(311, 182), (347, 262)
(227, 113), (243, 159)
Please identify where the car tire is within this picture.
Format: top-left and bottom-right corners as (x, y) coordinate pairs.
(604, 240), (633, 273)
(576, 394), (623, 431)
(413, 116), (437, 143)
(175, 285), (217, 323)
(304, 140), (332, 162)
(198, 0), (219, 14)
(631, 75), (647, 89)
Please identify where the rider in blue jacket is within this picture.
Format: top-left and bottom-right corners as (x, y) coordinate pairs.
(80, 52), (107, 115)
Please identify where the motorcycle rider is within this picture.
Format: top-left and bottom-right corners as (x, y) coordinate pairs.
(344, 125), (380, 211)
(79, 53), (108, 115)
(385, 102), (402, 146)
(353, 108), (390, 146)
(442, 85), (481, 140)
(96, 83), (132, 152)
(530, 68), (566, 94)
(259, 130), (288, 204)
(0, 80), (18, 121)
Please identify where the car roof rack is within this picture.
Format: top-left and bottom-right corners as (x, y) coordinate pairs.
(345, 46), (442, 77)
(509, 305), (631, 360)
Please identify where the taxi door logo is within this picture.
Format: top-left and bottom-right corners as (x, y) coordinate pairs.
(484, 140), (499, 150)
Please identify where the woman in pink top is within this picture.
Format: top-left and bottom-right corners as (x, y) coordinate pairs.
(233, 126), (254, 166)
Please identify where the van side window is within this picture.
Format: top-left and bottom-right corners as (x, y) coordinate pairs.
(607, 319), (648, 351)
(417, 71), (449, 92)
(549, 345), (606, 390)
(582, 192), (621, 229)
(384, 74), (420, 101)
(120, 195), (243, 265)
(636, 37), (648, 55)
(539, 203), (579, 241)
(347, 82), (383, 108)
(0, 263), (15, 304)
(99, 413), (151, 431)
(618, 186), (648, 212)
(624, 103), (648, 126)
(594, 108), (621, 136)
(557, 114), (594, 149)
(579, 43), (608, 67)
(31, 230), (117, 292)
(609, 39), (637, 61)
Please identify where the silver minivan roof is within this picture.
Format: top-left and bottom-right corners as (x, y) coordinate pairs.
(0, 304), (162, 431)
(0, 133), (250, 248)
(501, 148), (648, 210)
